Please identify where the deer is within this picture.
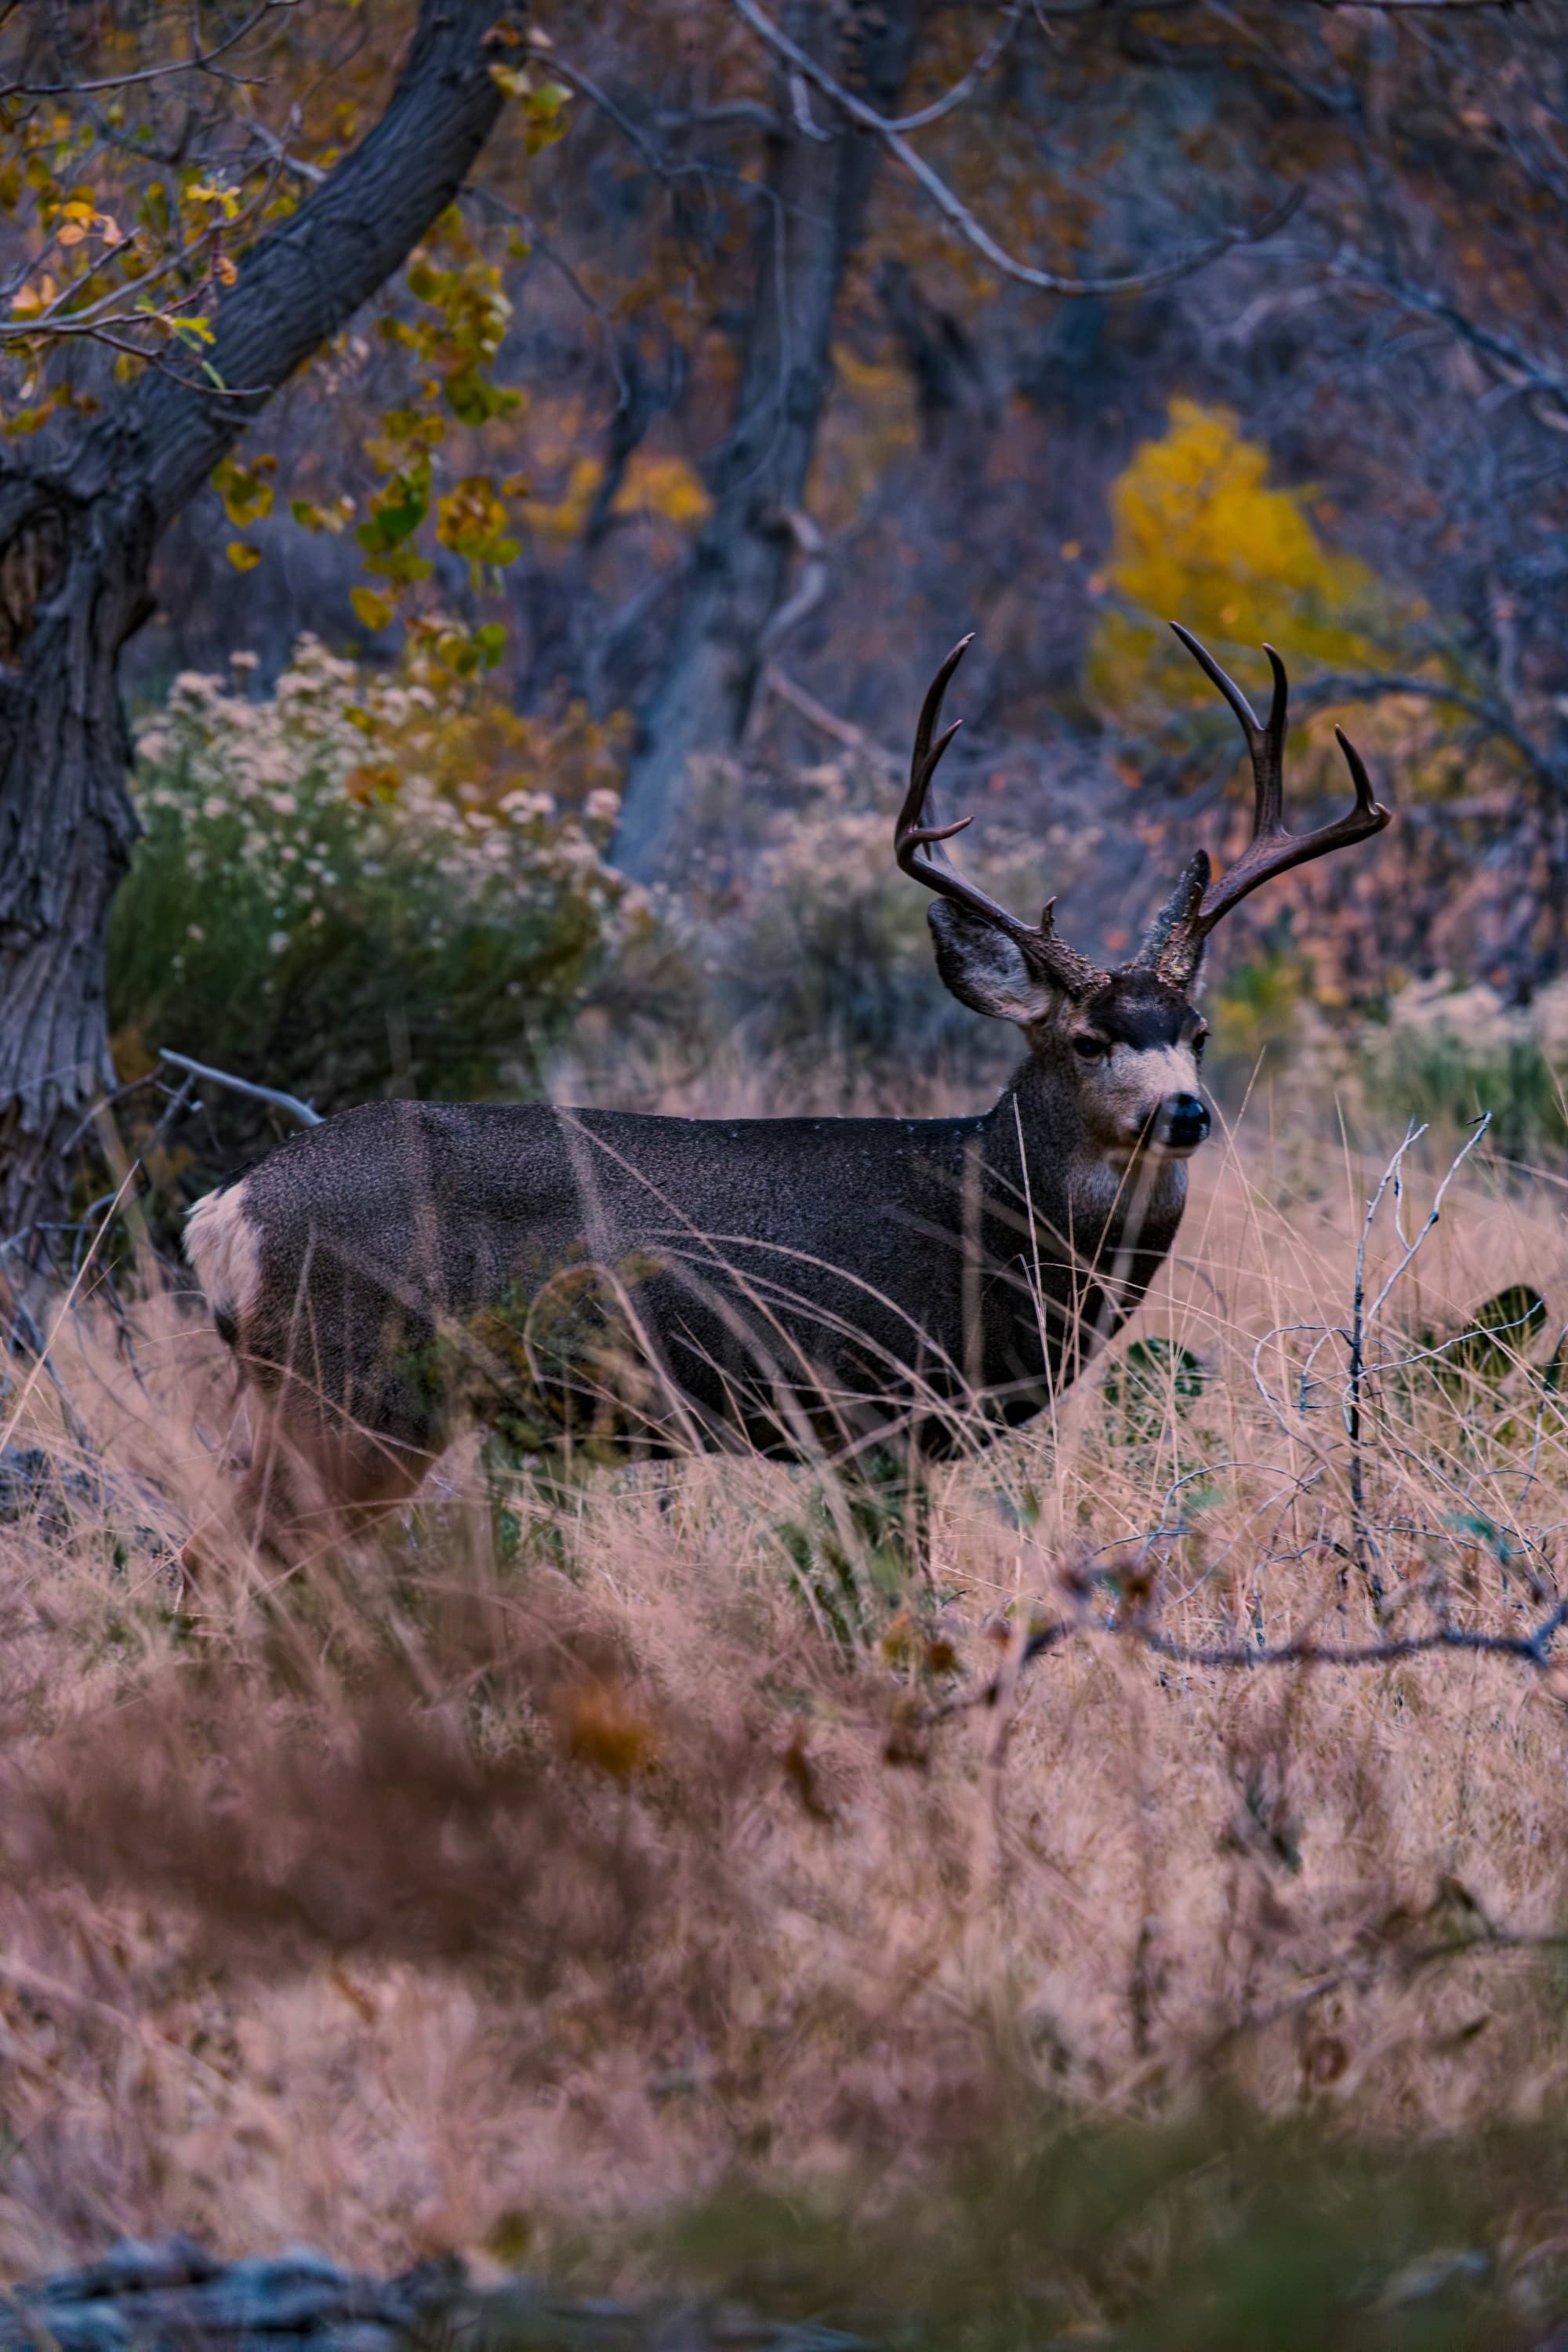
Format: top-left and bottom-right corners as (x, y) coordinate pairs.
(183, 625), (1389, 1562)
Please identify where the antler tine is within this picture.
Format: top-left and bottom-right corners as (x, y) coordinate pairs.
(1334, 722), (1384, 823)
(1170, 620), (1286, 836)
(1140, 626), (1393, 989)
(895, 636), (1108, 998)
(1193, 700), (1391, 935)
(895, 637), (1000, 919)
(908, 632), (974, 794)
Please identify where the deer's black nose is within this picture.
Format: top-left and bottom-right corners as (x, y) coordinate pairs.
(1163, 1092), (1210, 1149)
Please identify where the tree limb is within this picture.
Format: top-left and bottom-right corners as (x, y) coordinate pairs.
(65, 0), (528, 526)
(884, 1), (1024, 133)
(1294, 670), (1561, 798)
(157, 1050), (321, 1131)
(1335, 258), (1568, 414)
(731, 0), (1304, 299)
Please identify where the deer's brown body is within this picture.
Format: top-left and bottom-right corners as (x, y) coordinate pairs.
(187, 1026), (1188, 1501)
(187, 628), (1390, 1547)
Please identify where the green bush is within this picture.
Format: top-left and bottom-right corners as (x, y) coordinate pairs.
(110, 637), (645, 1163)
(1381, 1029), (1568, 1165)
(1336, 980), (1568, 1165)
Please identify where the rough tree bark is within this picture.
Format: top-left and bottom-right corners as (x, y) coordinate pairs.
(612, 0), (920, 879)
(0, 0), (526, 1236)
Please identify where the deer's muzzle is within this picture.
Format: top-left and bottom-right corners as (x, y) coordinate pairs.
(1159, 1091), (1210, 1154)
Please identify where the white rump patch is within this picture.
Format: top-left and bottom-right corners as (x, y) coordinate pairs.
(184, 1181), (263, 1333)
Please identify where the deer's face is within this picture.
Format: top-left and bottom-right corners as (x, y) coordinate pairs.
(1054, 975), (1210, 1162)
(898, 626), (1389, 1175)
(925, 900), (1212, 1161)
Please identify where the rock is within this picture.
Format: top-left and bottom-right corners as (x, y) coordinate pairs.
(0, 2245), (867, 2352)
(0, 2240), (457, 2352)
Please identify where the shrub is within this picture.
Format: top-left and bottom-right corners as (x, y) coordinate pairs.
(110, 634), (647, 1166)
(1319, 976), (1568, 1165)
(710, 761), (1016, 1093)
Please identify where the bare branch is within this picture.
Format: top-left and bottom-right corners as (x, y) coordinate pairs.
(1338, 258), (1568, 416)
(1294, 670), (1563, 799)
(731, 0), (1304, 299)
(1135, 1603), (1568, 1671)
(927, 1586), (1568, 1726)
(157, 1051), (321, 1131)
(885, 2), (1024, 132)
(1, 2), (281, 100)
(751, 666), (900, 771)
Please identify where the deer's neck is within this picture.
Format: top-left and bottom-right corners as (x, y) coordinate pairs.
(982, 1055), (1189, 1272)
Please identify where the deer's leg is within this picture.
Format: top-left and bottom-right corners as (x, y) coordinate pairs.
(182, 1376), (441, 1584)
(302, 1416), (441, 1541)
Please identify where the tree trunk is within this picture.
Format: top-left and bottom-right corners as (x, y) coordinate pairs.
(612, 0), (920, 879)
(0, 0), (525, 1240)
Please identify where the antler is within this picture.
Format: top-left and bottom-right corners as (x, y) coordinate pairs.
(1137, 623), (1392, 989)
(895, 636), (1108, 1000)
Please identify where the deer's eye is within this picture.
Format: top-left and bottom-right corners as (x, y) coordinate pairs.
(1073, 1036), (1109, 1062)
(1192, 1029), (1209, 1062)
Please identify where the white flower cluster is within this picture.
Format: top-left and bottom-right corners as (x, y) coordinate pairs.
(133, 635), (638, 960)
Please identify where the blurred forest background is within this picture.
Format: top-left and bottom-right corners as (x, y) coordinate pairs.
(3, 0), (1568, 1205)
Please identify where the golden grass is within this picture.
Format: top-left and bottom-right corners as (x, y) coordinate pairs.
(0, 1087), (1566, 2291)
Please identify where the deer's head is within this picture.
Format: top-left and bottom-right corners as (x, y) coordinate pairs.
(896, 627), (1391, 1164)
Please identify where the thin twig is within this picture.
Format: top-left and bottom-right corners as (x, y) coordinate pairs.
(156, 1050), (321, 1130)
(1346, 1123), (1428, 1608)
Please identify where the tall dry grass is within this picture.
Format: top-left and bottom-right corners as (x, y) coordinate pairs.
(0, 1072), (1567, 2328)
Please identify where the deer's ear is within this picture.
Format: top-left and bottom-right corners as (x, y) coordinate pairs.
(927, 901), (1061, 1024)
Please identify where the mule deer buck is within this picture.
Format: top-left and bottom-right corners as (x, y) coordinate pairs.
(186, 626), (1389, 1556)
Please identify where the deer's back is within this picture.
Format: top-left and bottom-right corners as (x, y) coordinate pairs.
(191, 1097), (993, 1457)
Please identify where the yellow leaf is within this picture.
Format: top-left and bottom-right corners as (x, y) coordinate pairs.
(350, 585), (394, 630)
(226, 540), (261, 572)
(214, 253), (238, 287)
(56, 223), (87, 248)
(11, 274), (56, 319)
